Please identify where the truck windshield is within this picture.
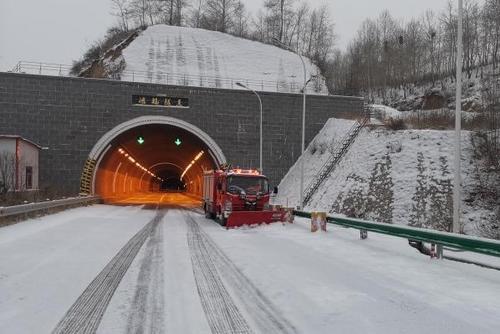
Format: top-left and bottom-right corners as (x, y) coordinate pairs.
(226, 176), (269, 195)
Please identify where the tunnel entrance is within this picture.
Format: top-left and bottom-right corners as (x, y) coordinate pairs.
(86, 116), (225, 205)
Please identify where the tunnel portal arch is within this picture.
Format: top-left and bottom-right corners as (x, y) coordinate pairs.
(80, 116), (226, 196)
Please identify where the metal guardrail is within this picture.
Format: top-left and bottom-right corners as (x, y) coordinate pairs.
(9, 61), (325, 94)
(294, 210), (500, 258)
(0, 196), (100, 218)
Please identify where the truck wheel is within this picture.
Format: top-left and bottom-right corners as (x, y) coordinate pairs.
(204, 204), (216, 219)
(220, 216), (227, 227)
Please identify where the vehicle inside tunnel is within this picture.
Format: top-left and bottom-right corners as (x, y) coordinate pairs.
(94, 123), (220, 204)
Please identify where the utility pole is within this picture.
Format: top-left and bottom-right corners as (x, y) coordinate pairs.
(272, 38), (307, 209)
(453, 0), (463, 234)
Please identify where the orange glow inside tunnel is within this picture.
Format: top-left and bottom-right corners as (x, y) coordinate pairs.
(95, 124), (218, 205)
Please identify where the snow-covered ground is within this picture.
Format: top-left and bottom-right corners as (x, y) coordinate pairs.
(1, 202), (499, 333)
(0, 205), (155, 334)
(111, 25), (327, 94)
(370, 104), (482, 123)
(206, 218), (500, 333)
(277, 117), (495, 235)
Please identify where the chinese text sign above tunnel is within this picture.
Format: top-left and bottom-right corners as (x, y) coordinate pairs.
(132, 95), (189, 108)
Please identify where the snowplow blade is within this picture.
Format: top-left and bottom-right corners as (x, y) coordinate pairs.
(226, 210), (284, 229)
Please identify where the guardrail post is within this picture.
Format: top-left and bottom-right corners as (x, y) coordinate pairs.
(311, 212), (327, 232)
(430, 243), (444, 259)
(39, 62), (42, 74)
(436, 244), (444, 259)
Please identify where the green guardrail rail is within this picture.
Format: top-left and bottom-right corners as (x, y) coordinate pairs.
(294, 210), (500, 258)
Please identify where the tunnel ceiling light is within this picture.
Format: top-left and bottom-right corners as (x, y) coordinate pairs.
(117, 146), (163, 182)
(180, 150), (204, 181)
(194, 151), (204, 160)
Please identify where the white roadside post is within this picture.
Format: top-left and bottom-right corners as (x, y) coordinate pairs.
(453, 0), (463, 234)
(272, 38), (307, 209)
(236, 82), (263, 172)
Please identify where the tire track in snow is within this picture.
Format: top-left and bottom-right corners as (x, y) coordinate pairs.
(52, 209), (166, 334)
(125, 209), (165, 334)
(186, 211), (253, 334)
(185, 212), (297, 334)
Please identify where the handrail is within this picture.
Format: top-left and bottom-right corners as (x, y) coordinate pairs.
(9, 60), (325, 94)
(0, 196), (100, 218)
(303, 115), (369, 205)
(294, 210), (500, 258)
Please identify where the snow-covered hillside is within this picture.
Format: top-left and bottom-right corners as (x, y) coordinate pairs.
(278, 118), (357, 207)
(103, 25), (327, 94)
(277, 118), (498, 237)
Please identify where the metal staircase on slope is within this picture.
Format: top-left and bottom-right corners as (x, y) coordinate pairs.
(302, 113), (370, 206)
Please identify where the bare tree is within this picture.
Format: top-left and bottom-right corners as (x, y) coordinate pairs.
(263, 0), (295, 42)
(129, 0), (149, 27)
(203, 0), (238, 33)
(233, 0), (248, 37)
(111, 0), (131, 31)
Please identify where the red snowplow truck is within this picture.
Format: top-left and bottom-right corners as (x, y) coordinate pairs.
(203, 168), (284, 228)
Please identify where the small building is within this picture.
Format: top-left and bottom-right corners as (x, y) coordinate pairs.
(0, 135), (41, 192)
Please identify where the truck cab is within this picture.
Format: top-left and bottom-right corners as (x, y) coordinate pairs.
(203, 168), (279, 227)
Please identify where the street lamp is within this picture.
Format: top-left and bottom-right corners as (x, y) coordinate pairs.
(272, 38), (307, 209)
(236, 82), (263, 172)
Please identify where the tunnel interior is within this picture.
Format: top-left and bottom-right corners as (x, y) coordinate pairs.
(94, 124), (219, 204)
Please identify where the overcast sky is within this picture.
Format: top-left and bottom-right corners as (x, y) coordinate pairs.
(0, 0), (454, 71)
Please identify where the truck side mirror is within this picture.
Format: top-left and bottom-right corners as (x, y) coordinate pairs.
(273, 186), (278, 194)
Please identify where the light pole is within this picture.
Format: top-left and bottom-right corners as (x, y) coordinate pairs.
(453, 0), (463, 234)
(273, 38), (307, 209)
(236, 82), (263, 172)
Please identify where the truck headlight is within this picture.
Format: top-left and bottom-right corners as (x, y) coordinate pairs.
(224, 200), (232, 211)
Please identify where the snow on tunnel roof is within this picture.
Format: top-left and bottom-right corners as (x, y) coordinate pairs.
(117, 25), (328, 95)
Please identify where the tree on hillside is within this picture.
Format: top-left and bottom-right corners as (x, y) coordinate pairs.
(482, 0), (500, 70)
(328, 0), (500, 96)
(129, 0), (149, 27)
(409, 152), (428, 228)
(157, 0), (188, 26)
(233, 0), (249, 37)
(111, 0), (131, 31)
(202, 0), (238, 33)
(189, 0), (205, 28)
(263, 0), (296, 43)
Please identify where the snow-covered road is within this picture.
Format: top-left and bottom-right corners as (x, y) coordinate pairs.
(0, 197), (499, 333)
